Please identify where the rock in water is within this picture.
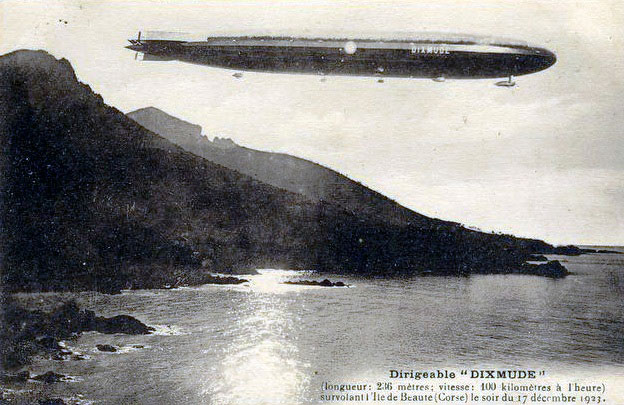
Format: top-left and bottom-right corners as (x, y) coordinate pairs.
(283, 279), (348, 287)
(520, 260), (569, 278)
(319, 279), (333, 287)
(534, 260), (569, 278)
(32, 371), (66, 384)
(95, 315), (155, 335)
(96, 344), (117, 352)
(39, 399), (67, 405)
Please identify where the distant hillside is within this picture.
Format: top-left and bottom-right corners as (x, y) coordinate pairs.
(128, 106), (437, 227)
(0, 50), (566, 294)
(127, 107), (563, 254)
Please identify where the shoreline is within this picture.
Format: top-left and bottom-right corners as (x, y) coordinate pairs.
(1, 253), (619, 403)
(0, 296), (156, 403)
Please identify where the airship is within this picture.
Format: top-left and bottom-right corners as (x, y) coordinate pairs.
(126, 31), (556, 86)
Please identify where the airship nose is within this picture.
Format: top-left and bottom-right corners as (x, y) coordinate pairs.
(537, 48), (557, 67)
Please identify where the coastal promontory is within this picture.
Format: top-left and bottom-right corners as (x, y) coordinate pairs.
(0, 50), (571, 295)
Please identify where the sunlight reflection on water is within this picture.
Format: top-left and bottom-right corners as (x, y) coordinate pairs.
(206, 269), (310, 404)
(22, 254), (623, 404)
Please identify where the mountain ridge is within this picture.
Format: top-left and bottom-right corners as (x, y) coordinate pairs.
(127, 106), (569, 253)
(128, 106), (440, 227)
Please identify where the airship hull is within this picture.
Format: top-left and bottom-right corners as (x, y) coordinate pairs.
(127, 35), (556, 79)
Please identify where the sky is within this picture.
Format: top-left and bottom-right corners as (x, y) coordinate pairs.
(1, 0), (623, 245)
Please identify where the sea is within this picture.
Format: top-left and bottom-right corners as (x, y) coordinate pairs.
(6, 248), (624, 404)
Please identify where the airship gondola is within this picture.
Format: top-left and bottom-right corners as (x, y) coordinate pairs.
(126, 31), (556, 84)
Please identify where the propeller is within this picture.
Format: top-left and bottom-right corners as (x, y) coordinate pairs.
(128, 31), (142, 46)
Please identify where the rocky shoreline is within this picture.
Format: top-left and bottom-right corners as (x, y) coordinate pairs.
(1, 298), (153, 370)
(0, 297), (159, 403)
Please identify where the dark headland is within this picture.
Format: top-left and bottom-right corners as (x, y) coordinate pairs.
(0, 50), (584, 298)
